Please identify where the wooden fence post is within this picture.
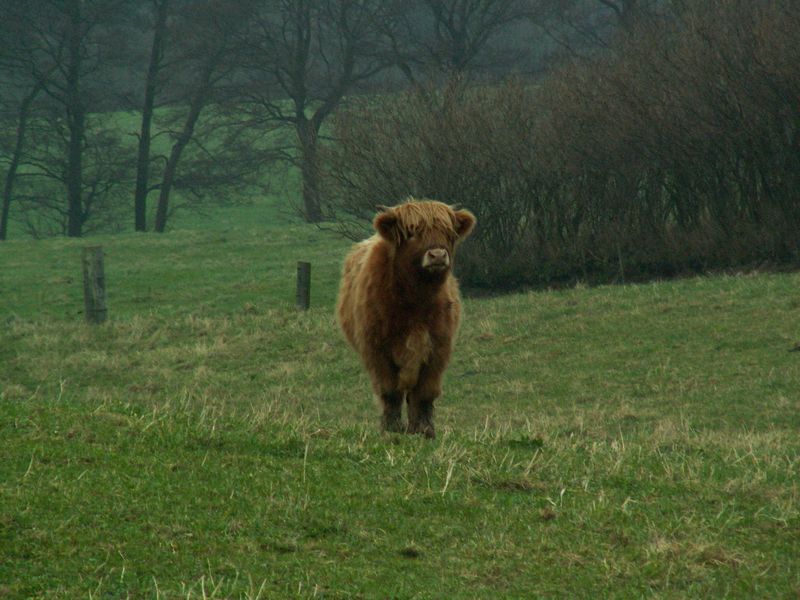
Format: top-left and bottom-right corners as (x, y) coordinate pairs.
(296, 261), (311, 310)
(82, 246), (107, 324)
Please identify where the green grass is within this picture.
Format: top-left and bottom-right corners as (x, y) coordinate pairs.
(1, 208), (799, 598)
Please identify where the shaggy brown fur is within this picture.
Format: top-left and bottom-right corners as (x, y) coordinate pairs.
(336, 199), (476, 438)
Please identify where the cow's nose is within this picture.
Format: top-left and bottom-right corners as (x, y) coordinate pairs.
(423, 248), (449, 268)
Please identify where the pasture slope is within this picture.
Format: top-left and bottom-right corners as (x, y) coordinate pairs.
(1, 206), (799, 598)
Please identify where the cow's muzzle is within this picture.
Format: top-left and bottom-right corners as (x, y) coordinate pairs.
(422, 248), (450, 271)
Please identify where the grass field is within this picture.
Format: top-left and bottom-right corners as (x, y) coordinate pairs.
(1, 200), (799, 598)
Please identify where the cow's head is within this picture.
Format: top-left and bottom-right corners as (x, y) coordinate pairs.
(374, 200), (476, 283)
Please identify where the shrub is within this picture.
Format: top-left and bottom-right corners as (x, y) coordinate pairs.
(323, 0), (800, 289)
(322, 79), (548, 288)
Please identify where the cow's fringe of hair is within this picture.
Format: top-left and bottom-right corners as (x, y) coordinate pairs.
(391, 197), (459, 239)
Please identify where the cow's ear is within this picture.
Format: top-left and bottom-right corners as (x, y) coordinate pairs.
(454, 209), (476, 240)
(374, 209), (398, 243)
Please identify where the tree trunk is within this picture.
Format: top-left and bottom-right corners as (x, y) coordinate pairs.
(298, 118), (322, 223)
(0, 174), (11, 241)
(0, 86), (40, 241)
(153, 86), (207, 233)
(134, 0), (169, 232)
(153, 145), (181, 233)
(65, 0), (85, 238)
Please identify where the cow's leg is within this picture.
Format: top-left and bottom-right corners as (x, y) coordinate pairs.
(380, 390), (404, 433)
(368, 356), (403, 434)
(407, 372), (441, 439)
(407, 395), (435, 439)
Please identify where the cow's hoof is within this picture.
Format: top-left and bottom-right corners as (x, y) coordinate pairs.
(382, 417), (405, 434)
(407, 422), (436, 439)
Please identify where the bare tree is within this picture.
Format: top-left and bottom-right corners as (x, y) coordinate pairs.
(0, 0), (131, 238)
(0, 80), (48, 241)
(14, 115), (133, 238)
(0, 4), (55, 240)
(124, 0), (266, 233)
(531, 0), (662, 57)
(384, 0), (533, 82)
(133, 0), (169, 232)
(62, 0), (87, 237)
(154, 0), (254, 233)
(324, 0), (800, 288)
(238, 0), (391, 223)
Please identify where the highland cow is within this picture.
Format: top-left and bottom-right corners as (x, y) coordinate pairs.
(336, 199), (476, 438)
